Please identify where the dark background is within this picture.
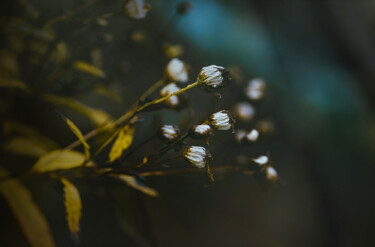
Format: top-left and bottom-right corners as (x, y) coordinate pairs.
(1, 0), (375, 246)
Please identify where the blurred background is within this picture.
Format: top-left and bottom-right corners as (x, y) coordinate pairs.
(1, 0), (375, 246)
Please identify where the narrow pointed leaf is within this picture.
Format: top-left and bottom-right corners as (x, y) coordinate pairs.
(32, 150), (86, 173)
(43, 94), (113, 127)
(112, 174), (158, 197)
(58, 112), (90, 160)
(74, 61), (105, 78)
(0, 167), (55, 247)
(108, 125), (135, 162)
(61, 178), (82, 241)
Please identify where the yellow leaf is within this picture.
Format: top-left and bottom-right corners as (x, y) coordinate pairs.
(32, 150), (86, 173)
(61, 178), (82, 241)
(58, 112), (90, 160)
(108, 125), (135, 163)
(43, 94), (113, 127)
(0, 167), (55, 247)
(0, 71), (28, 90)
(3, 137), (49, 157)
(74, 60), (106, 78)
(113, 174), (158, 197)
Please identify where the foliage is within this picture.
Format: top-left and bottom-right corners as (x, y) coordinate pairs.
(0, 0), (278, 246)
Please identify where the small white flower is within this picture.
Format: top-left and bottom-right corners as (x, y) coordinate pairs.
(159, 125), (180, 141)
(209, 110), (234, 131)
(245, 77), (266, 100)
(183, 146), (211, 168)
(252, 155), (269, 166)
(246, 129), (259, 142)
(265, 166), (278, 181)
(160, 83), (180, 106)
(124, 0), (151, 19)
(189, 124), (213, 138)
(166, 58), (189, 83)
(234, 102), (255, 122)
(197, 65), (230, 91)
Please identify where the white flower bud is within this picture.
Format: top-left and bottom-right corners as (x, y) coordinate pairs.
(197, 65), (230, 91)
(166, 58), (189, 83)
(265, 166), (278, 181)
(252, 155), (269, 166)
(160, 83), (180, 107)
(183, 146), (211, 168)
(234, 102), (255, 122)
(245, 77), (266, 100)
(189, 124), (214, 139)
(209, 110), (234, 131)
(159, 125), (180, 141)
(246, 129), (259, 142)
(124, 0), (151, 19)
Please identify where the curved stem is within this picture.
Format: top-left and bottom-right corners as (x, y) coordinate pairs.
(89, 81), (198, 161)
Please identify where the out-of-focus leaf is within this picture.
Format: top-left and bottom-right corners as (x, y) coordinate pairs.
(0, 49), (19, 74)
(50, 42), (68, 63)
(112, 174), (158, 197)
(58, 112), (90, 160)
(43, 94), (113, 127)
(60, 178), (82, 241)
(0, 71), (28, 90)
(2, 137), (50, 157)
(93, 84), (122, 102)
(124, 0), (151, 19)
(108, 125), (135, 163)
(32, 150), (87, 173)
(3, 121), (59, 149)
(74, 61), (106, 78)
(0, 167), (55, 247)
(16, 0), (40, 20)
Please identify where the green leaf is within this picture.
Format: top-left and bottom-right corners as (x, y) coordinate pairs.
(32, 150), (87, 173)
(0, 167), (55, 247)
(61, 178), (82, 241)
(58, 112), (90, 160)
(108, 125), (135, 163)
(112, 174), (158, 197)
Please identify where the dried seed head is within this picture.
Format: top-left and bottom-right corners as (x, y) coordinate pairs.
(245, 77), (266, 100)
(160, 83), (181, 107)
(265, 166), (278, 181)
(246, 129), (259, 142)
(209, 110), (234, 131)
(158, 125), (180, 141)
(234, 102), (255, 122)
(124, 0), (151, 19)
(252, 155), (269, 166)
(189, 124), (214, 139)
(197, 65), (230, 91)
(183, 146), (211, 168)
(166, 58), (189, 83)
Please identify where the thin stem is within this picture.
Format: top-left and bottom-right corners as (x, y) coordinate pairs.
(65, 79), (164, 151)
(84, 12), (118, 22)
(136, 81), (198, 113)
(121, 134), (156, 161)
(138, 166), (253, 177)
(90, 82), (198, 160)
